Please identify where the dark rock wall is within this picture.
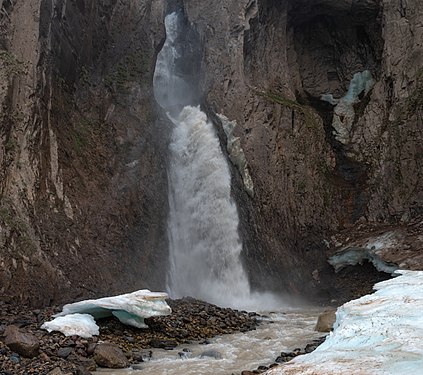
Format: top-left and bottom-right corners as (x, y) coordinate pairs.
(0, 0), (169, 306)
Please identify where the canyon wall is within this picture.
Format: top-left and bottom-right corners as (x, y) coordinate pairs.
(0, 0), (169, 306)
(0, 0), (421, 305)
(181, 0), (422, 296)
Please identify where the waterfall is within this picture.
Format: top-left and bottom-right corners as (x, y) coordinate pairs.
(166, 106), (252, 308)
(154, 12), (279, 309)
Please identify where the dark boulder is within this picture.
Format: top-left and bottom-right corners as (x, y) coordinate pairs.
(57, 347), (73, 358)
(4, 325), (40, 358)
(149, 339), (177, 349)
(94, 343), (129, 369)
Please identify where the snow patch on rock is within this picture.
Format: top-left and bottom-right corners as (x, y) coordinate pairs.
(322, 70), (375, 144)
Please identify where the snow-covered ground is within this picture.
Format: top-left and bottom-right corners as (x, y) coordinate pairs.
(267, 270), (423, 375)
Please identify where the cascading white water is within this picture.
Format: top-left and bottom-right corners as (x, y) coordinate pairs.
(154, 12), (280, 309)
(153, 12), (193, 113)
(166, 106), (252, 308)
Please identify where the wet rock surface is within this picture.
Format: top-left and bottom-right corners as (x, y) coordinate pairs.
(314, 310), (336, 333)
(0, 0), (169, 308)
(0, 297), (258, 374)
(93, 343), (129, 369)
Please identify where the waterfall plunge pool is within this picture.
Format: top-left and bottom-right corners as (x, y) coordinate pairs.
(97, 308), (324, 375)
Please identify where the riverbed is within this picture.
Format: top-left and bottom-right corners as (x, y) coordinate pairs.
(98, 308), (324, 375)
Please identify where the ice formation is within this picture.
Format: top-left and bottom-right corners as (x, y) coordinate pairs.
(41, 313), (99, 338)
(266, 270), (423, 375)
(42, 290), (171, 337)
(56, 290), (171, 328)
(321, 70), (375, 144)
(328, 232), (399, 274)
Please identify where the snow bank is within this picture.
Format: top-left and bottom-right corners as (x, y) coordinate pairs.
(41, 313), (99, 338)
(266, 270), (423, 375)
(42, 290), (171, 337)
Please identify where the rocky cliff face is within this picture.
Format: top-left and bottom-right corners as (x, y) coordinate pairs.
(0, 0), (169, 306)
(1, 0), (421, 305)
(180, 0), (422, 297)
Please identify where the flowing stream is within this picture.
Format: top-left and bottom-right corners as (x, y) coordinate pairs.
(98, 309), (323, 375)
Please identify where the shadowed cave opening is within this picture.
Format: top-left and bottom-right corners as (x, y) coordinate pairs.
(289, 0), (383, 225)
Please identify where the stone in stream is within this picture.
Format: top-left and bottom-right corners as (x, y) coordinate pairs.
(257, 365), (269, 371)
(132, 349), (152, 362)
(200, 349), (223, 359)
(149, 339), (177, 349)
(275, 356), (287, 363)
(305, 340), (323, 353)
(178, 351), (188, 359)
(315, 309), (337, 332)
(93, 343), (129, 368)
(4, 325), (40, 358)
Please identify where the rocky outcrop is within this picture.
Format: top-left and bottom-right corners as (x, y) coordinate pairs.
(328, 218), (423, 272)
(0, 0), (169, 305)
(180, 0), (423, 296)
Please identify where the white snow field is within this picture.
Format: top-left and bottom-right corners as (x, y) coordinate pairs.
(267, 270), (423, 375)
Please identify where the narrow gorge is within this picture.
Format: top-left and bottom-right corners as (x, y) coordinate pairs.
(0, 0), (422, 373)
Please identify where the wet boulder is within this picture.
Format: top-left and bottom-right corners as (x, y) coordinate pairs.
(149, 339), (177, 349)
(94, 343), (129, 368)
(200, 349), (223, 359)
(315, 309), (337, 332)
